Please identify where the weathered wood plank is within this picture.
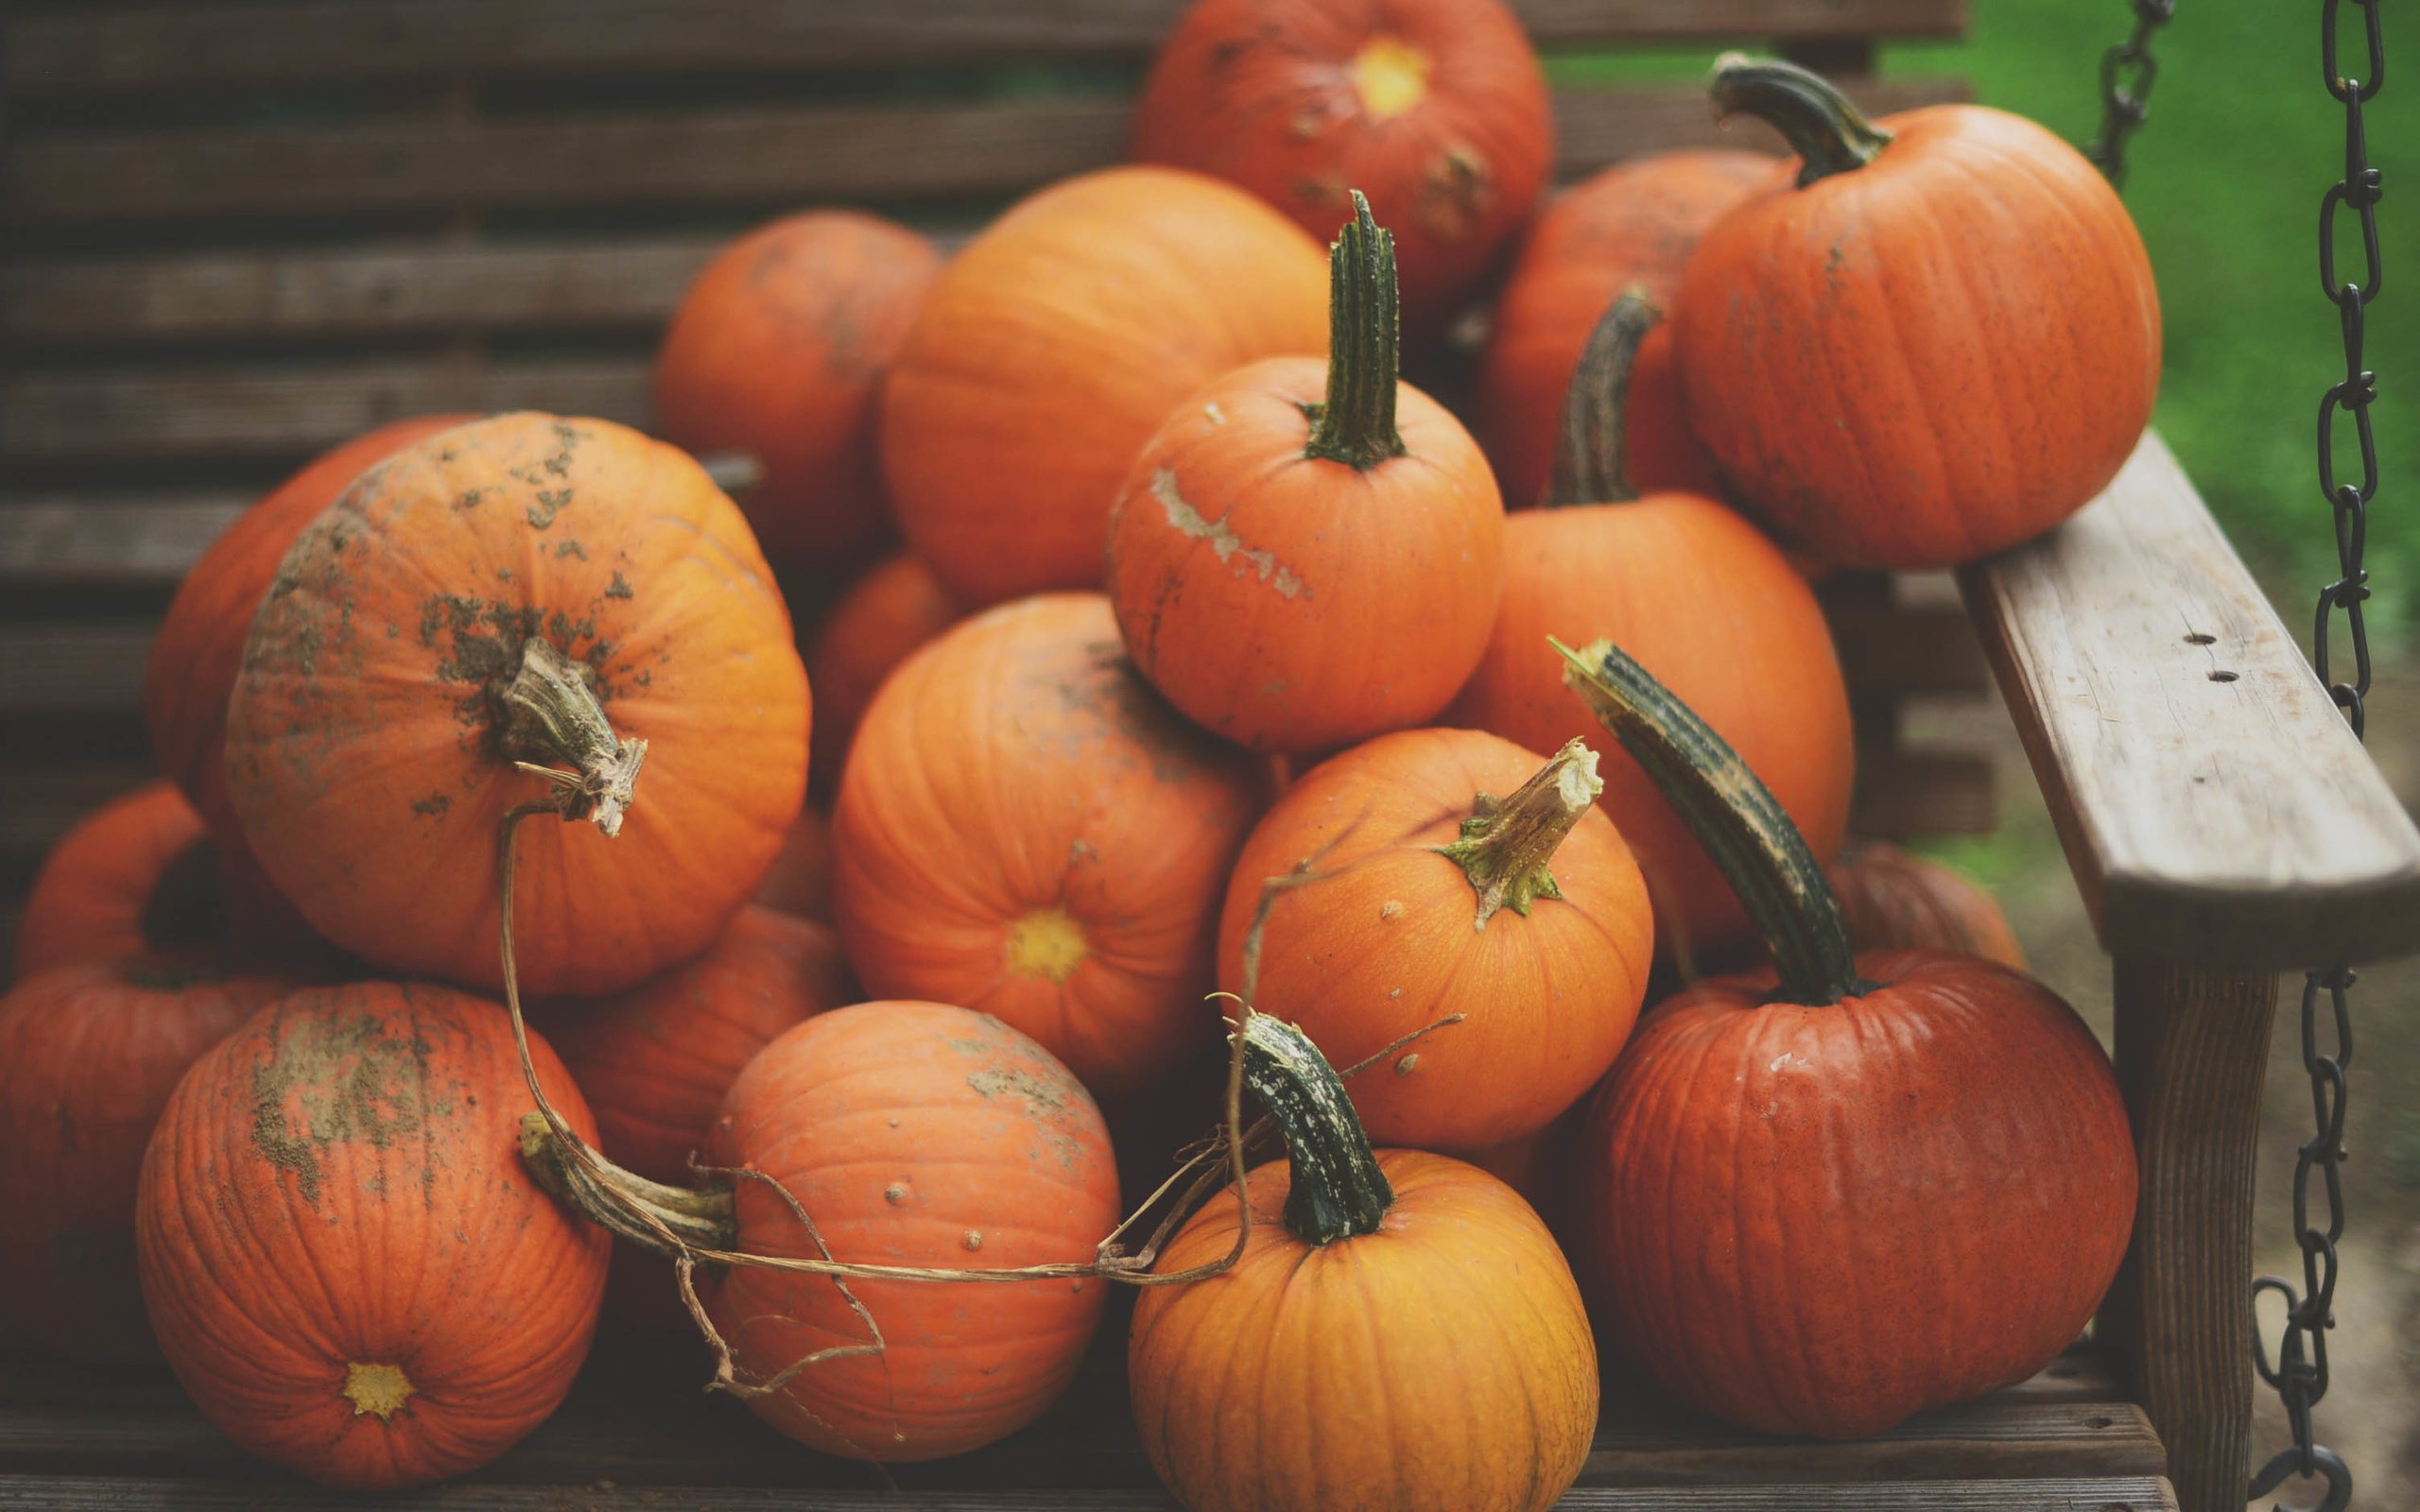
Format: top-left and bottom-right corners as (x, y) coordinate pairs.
(1, 358), (649, 461)
(0, 626), (153, 715)
(1828, 594), (1990, 698)
(1850, 747), (1996, 840)
(0, 496), (244, 583)
(5, 82), (1964, 223)
(1958, 432), (2420, 967)
(1586, 1402), (2162, 1486)
(2104, 962), (2275, 1512)
(6, 1), (1970, 95)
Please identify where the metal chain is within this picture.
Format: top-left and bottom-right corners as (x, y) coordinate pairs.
(2250, 6), (2383, 1511)
(2088, 0), (2177, 186)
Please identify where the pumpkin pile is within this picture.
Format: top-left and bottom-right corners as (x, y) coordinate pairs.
(1, 9), (2155, 1509)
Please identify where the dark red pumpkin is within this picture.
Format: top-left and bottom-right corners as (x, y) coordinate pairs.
(13, 781), (212, 981)
(805, 551), (960, 803)
(0, 958), (293, 1360)
(654, 213), (943, 576)
(1562, 638), (2135, 1438)
(1673, 57), (2161, 569)
(1133, 0), (1553, 335)
(1478, 150), (1767, 509)
(137, 982), (609, 1488)
(1827, 838), (2026, 971)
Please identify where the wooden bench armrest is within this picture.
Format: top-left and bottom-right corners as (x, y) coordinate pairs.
(1956, 431), (2420, 970)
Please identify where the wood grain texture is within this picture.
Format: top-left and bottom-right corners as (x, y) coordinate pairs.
(1828, 594), (1991, 698)
(1959, 433), (2420, 967)
(5, 1), (1970, 94)
(1850, 747), (1997, 840)
(0, 626), (153, 714)
(2104, 962), (2275, 1512)
(0, 496), (245, 583)
(4, 82), (1963, 223)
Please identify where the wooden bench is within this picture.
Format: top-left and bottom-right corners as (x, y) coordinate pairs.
(4, 4), (2415, 1510)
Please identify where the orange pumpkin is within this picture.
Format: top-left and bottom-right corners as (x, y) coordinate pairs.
(754, 805), (835, 923)
(882, 166), (1329, 608)
(1133, 0), (1552, 335)
(0, 958), (292, 1360)
(1447, 299), (1854, 961)
(804, 551), (960, 803)
(1479, 150), (1766, 509)
(1827, 838), (2027, 970)
(223, 412), (809, 996)
(1563, 639), (2135, 1438)
(1132, 1015), (1596, 1512)
(832, 593), (1264, 1095)
(1107, 195), (1504, 753)
(146, 416), (475, 852)
(13, 781), (212, 980)
(654, 213), (943, 576)
(137, 981), (609, 1489)
(1674, 57), (2161, 568)
(1217, 729), (1650, 1151)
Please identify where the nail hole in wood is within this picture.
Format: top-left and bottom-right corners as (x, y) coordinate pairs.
(2209, 670), (2239, 683)
(2184, 632), (2216, 644)
(2085, 1413), (2115, 1431)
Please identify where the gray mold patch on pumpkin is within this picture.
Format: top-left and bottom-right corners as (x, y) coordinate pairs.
(250, 1006), (448, 1208)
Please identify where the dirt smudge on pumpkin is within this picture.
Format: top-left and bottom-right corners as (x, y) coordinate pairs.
(250, 1007), (445, 1208)
(1414, 145), (1495, 244)
(967, 1066), (1067, 1113)
(1149, 468), (1305, 599)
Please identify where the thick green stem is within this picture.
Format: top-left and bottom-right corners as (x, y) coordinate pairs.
(1303, 190), (1408, 472)
(1435, 738), (1603, 929)
(1241, 1015), (1392, 1245)
(1554, 638), (1869, 1005)
(1710, 52), (1893, 188)
(1545, 291), (1659, 509)
(494, 638), (648, 836)
(517, 1111), (738, 1257)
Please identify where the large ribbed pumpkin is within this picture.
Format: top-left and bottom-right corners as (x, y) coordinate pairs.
(1132, 1015), (1596, 1512)
(1132, 0), (1553, 334)
(137, 982), (609, 1489)
(146, 416), (475, 852)
(0, 958), (292, 1360)
(1673, 58), (2160, 568)
(13, 782), (212, 981)
(223, 412), (809, 996)
(1215, 730), (1651, 1151)
(804, 552), (960, 803)
(1479, 150), (1766, 508)
(881, 166), (1329, 608)
(833, 593), (1265, 1095)
(654, 212), (942, 576)
(1563, 639), (2135, 1438)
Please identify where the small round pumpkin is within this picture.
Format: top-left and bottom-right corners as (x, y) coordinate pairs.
(805, 551), (960, 803)
(136, 981), (609, 1489)
(1479, 149), (1767, 508)
(882, 165), (1329, 608)
(1133, 0), (1553, 335)
(1106, 195), (1504, 753)
(654, 213), (943, 576)
(1827, 838), (2026, 971)
(146, 416), (475, 852)
(832, 593), (1265, 1095)
(1562, 637), (2136, 1438)
(0, 957), (293, 1360)
(1132, 1015), (1596, 1512)
(1447, 299), (1854, 962)
(13, 781), (213, 980)
(223, 412), (810, 997)
(1216, 729), (1651, 1151)
(1673, 57), (2161, 569)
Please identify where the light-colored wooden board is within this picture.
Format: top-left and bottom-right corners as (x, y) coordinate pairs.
(5, 1), (1970, 95)
(1958, 432), (2420, 967)
(0, 496), (245, 584)
(5, 82), (1962, 223)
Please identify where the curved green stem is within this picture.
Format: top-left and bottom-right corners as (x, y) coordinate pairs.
(1710, 52), (1893, 188)
(493, 638), (648, 836)
(1241, 1015), (1392, 1245)
(1303, 190), (1408, 472)
(518, 1112), (738, 1257)
(1435, 738), (1603, 928)
(1545, 290), (1659, 509)
(1554, 638), (1869, 1005)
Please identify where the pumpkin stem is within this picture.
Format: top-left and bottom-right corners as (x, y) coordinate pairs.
(494, 638), (648, 836)
(1242, 1014), (1392, 1245)
(1545, 291), (1658, 509)
(518, 1111), (739, 1257)
(1554, 638), (1870, 1005)
(1303, 190), (1409, 472)
(1710, 53), (1893, 188)
(1434, 738), (1604, 930)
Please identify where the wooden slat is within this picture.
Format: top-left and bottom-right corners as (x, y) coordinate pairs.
(4, 81), (1964, 224)
(1850, 747), (1996, 840)
(1587, 1402), (2162, 1486)
(0, 626), (152, 715)
(0, 496), (244, 584)
(1829, 594), (1990, 699)
(1959, 432), (2420, 967)
(1, 358), (649, 461)
(6, 1), (1970, 96)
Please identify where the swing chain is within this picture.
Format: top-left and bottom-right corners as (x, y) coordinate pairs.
(2251, 7), (2382, 1512)
(2087, 0), (2176, 186)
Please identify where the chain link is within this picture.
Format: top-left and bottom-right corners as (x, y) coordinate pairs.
(2088, 0), (2177, 186)
(2250, 6), (2383, 1510)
